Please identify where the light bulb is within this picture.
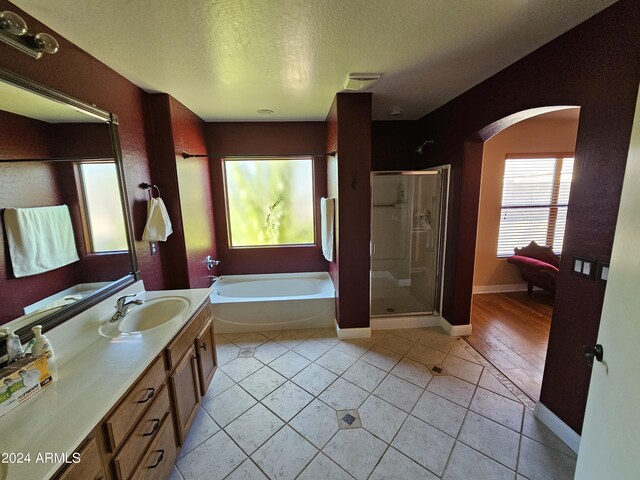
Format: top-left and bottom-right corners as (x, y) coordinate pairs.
(34, 32), (59, 54)
(0, 11), (28, 36)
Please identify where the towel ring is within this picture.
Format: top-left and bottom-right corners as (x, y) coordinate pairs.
(139, 182), (161, 199)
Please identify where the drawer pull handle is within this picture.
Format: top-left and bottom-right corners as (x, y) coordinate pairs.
(201, 342), (207, 351)
(143, 418), (161, 436)
(148, 449), (164, 469)
(137, 387), (155, 403)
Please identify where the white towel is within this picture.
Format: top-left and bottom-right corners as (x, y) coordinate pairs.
(142, 197), (173, 242)
(321, 197), (335, 262)
(3, 205), (80, 278)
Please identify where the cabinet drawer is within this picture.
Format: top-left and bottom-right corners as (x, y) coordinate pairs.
(165, 302), (211, 371)
(57, 437), (104, 480)
(105, 356), (166, 452)
(112, 384), (171, 480)
(131, 413), (177, 480)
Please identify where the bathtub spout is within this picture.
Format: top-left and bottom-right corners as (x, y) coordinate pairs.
(208, 275), (221, 286)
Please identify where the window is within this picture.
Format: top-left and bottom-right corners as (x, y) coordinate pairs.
(497, 156), (574, 257)
(78, 162), (128, 253)
(223, 158), (315, 247)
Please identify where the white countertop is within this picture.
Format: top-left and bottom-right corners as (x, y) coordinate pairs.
(0, 281), (212, 480)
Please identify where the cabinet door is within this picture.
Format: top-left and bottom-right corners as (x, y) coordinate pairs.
(168, 345), (200, 446)
(196, 319), (217, 396)
(56, 437), (105, 480)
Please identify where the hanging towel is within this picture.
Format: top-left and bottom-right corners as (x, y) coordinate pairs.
(320, 197), (335, 262)
(142, 197), (173, 242)
(3, 205), (80, 278)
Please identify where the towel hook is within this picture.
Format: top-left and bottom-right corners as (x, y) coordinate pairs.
(139, 182), (161, 199)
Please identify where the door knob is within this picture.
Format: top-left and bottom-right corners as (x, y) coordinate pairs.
(583, 344), (603, 367)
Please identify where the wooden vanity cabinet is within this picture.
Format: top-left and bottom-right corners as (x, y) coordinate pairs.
(53, 299), (216, 480)
(165, 302), (216, 445)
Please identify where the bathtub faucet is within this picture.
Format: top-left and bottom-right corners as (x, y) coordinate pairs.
(208, 275), (221, 286)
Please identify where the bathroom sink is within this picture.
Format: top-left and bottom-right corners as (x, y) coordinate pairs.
(118, 296), (191, 333)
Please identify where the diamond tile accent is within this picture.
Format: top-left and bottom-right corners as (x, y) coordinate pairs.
(337, 409), (362, 429)
(238, 348), (255, 358)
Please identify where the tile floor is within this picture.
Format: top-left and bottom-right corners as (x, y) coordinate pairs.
(170, 327), (577, 480)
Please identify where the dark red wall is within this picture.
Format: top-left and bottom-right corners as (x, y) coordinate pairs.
(146, 94), (217, 289)
(405, 0), (640, 432)
(0, 0), (165, 291)
(205, 122), (328, 275)
(328, 93), (372, 329)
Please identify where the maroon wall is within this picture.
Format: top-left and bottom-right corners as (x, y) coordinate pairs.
(406, 0), (640, 432)
(205, 122), (328, 275)
(327, 93), (372, 329)
(145, 94), (217, 289)
(0, 0), (165, 291)
(372, 121), (420, 172)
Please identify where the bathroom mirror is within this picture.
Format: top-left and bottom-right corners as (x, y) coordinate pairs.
(0, 67), (139, 341)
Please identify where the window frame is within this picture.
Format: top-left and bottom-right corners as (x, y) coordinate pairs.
(497, 153), (575, 258)
(76, 160), (129, 255)
(221, 156), (318, 249)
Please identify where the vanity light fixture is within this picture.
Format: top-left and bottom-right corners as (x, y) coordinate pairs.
(0, 10), (59, 59)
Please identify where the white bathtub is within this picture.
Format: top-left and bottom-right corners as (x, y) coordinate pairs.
(210, 272), (336, 333)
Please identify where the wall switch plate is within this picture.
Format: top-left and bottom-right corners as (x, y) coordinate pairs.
(599, 262), (610, 282)
(572, 256), (596, 279)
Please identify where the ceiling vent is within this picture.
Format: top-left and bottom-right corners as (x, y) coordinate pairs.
(344, 73), (382, 91)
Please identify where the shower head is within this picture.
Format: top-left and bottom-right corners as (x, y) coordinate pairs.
(416, 140), (434, 154)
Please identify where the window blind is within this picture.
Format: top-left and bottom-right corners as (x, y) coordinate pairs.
(497, 157), (573, 256)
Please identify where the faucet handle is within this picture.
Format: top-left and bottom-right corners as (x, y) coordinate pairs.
(116, 293), (137, 308)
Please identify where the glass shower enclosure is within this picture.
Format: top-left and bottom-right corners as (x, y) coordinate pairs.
(370, 166), (450, 316)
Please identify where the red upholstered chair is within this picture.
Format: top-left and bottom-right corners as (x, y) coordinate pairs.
(507, 241), (560, 295)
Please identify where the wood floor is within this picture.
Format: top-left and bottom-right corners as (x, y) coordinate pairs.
(466, 291), (553, 401)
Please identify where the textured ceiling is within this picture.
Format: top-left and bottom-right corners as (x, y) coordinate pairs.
(13, 0), (616, 121)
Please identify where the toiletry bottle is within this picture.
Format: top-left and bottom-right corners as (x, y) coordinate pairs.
(1, 327), (25, 363)
(32, 325), (57, 382)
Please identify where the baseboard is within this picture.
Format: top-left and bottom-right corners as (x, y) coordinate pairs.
(439, 316), (472, 336)
(472, 283), (530, 294)
(370, 315), (441, 330)
(335, 322), (371, 339)
(534, 402), (581, 454)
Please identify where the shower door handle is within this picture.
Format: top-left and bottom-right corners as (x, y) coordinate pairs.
(370, 242), (376, 256)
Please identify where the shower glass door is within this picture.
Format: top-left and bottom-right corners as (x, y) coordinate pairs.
(370, 167), (449, 316)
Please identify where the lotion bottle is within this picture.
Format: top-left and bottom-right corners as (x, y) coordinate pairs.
(32, 325), (57, 381)
(1, 327), (25, 363)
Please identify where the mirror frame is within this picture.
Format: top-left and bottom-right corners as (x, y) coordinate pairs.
(0, 66), (141, 342)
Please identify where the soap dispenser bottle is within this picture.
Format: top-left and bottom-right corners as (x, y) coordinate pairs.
(1, 327), (25, 363)
(32, 325), (57, 381)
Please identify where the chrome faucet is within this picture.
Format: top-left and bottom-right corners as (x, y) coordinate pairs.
(111, 294), (144, 322)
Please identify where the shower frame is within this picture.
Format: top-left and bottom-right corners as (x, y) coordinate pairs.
(370, 166), (450, 317)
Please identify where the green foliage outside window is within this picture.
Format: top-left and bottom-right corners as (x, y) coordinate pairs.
(224, 159), (314, 246)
